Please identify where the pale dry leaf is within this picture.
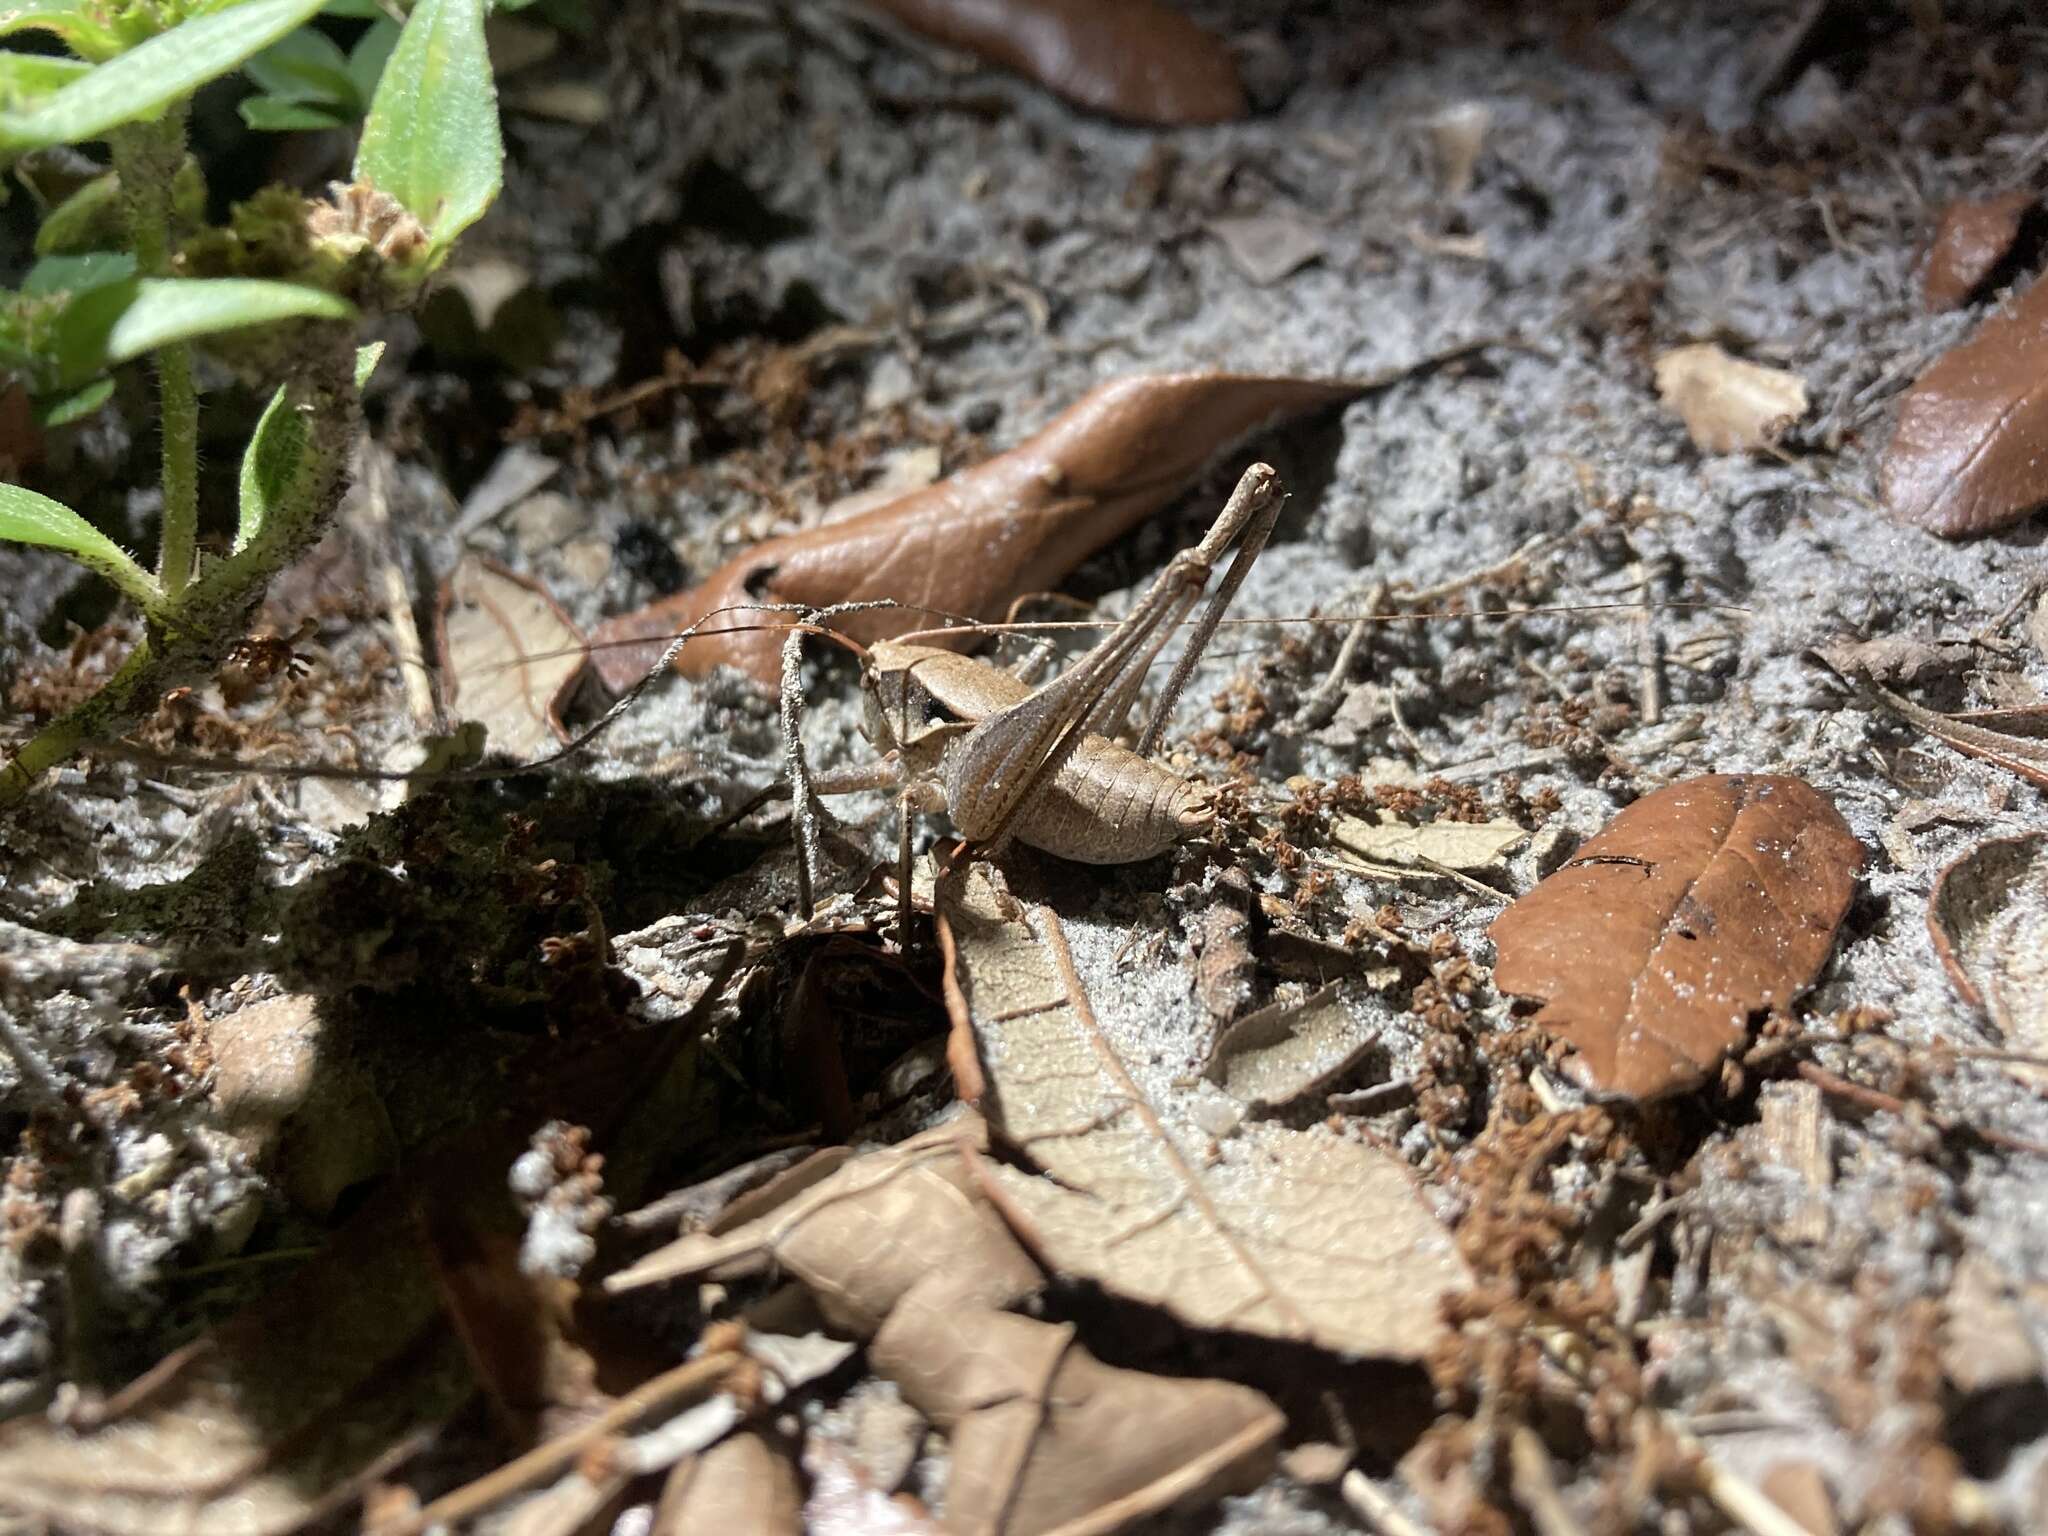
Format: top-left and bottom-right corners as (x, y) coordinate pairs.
(942, 867), (1471, 1357)
(1881, 273), (2048, 536)
(208, 993), (393, 1218)
(1921, 189), (2035, 312)
(1488, 774), (1862, 1099)
(436, 553), (586, 760)
(1203, 984), (1380, 1113)
(1939, 1254), (2045, 1401)
(863, 0), (1246, 125)
(1425, 102), (1490, 198)
(603, 1115), (1040, 1336)
(1856, 680), (2048, 790)
(1759, 1462), (1838, 1536)
(0, 1180), (472, 1536)
(1332, 814), (1528, 873)
(869, 1292), (1281, 1536)
(655, 1430), (802, 1536)
(1206, 212), (1328, 286)
(589, 370), (1371, 689)
(1927, 833), (2048, 1090)
(1653, 343), (1809, 454)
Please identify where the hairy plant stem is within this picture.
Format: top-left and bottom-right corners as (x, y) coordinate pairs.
(110, 111), (199, 596)
(0, 341), (359, 809)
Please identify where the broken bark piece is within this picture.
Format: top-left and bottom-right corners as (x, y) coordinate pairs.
(1927, 833), (2048, 1087)
(942, 867), (1471, 1357)
(589, 371), (1365, 690)
(869, 1292), (1281, 1536)
(436, 553), (586, 759)
(1653, 343), (1809, 454)
(1922, 190), (2036, 312)
(1881, 273), (2048, 536)
(1488, 775), (1863, 1099)
(864, 0), (1246, 125)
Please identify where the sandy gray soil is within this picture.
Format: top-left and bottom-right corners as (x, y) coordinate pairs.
(3, 1), (2047, 1531)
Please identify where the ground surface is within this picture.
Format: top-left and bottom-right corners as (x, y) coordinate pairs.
(3, 1), (2047, 1532)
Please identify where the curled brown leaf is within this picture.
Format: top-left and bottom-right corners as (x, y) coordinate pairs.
(1922, 190), (2036, 312)
(590, 371), (1365, 690)
(868, 1293), (1281, 1536)
(1487, 774), (1863, 1100)
(1881, 273), (2048, 537)
(864, 0), (1246, 125)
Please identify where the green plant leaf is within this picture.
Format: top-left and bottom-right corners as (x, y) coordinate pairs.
(237, 337), (382, 551)
(344, 15), (397, 105)
(0, 1), (126, 62)
(244, 25), (356, 104)
(0, 49), (90, 108)
(52, 276), (352, 387)
(0, 481), (157, 607)
(21, 248), (135, 296)
(32, 169), (121, 254)
(0, 0), (332, 149)
(239, 92), (350, 130)
(354, 0), (500, 258)
(35, 374), (110, 424)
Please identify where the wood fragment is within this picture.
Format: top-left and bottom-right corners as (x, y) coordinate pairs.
(1654, 344), (1809, 454)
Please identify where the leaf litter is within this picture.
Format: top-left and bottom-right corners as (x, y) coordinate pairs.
(11, 7), (2048, 1534)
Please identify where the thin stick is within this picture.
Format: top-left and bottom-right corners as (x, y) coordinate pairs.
(385, 1349), (741, 1536)
(359, 450), (439, 733)
(781, 624), (821, 918)
(1340, 1470), (1437, 1536)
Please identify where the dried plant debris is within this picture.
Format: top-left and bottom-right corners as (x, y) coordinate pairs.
(1928, 833), (2048, 1084)
(436, 553), (586, 759)
(592, 371), (1363, 689)
(656, 1429), (804, 1536)
(1488, 774), (1863, 1099)
(942, 867), (1471, 1357)
(1652, 343), (1809, 454)
(1881, 273), (2048, 536)
(864, 0), (1246, 125)
(1205, 211), (1329, 286)
(0, 1175), (475, 1536)
(1331, 813), (1527, 876)
(1203, 983), (1381, 1113)
(1848, 673), (2048, 790)
(605, 1117), (1043, 1334)
(869, 1292), (1282, 1536)
(1922, 189), (2037, 312)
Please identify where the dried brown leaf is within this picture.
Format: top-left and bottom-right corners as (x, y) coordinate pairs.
(656, 1430), (803, 1536)
(1332, 814), (1528, 873)
(1653, 343), (1809, 454)
(1488, 774), (1862, 1099)
(942, 867), (1471, 1357)
(1927, 833), (2048, 1089)
(436, 554), (586, 758)
(864, 0), (1246, 125)
(1922, 190), (2036, 312)
(603, 1116), (1041, 1335)
(590, 371), (1365, 689)
(1881, 273), (2048, 536)
(1203, 983), (1379, 1113)
(869, 1292), (1281, 1536)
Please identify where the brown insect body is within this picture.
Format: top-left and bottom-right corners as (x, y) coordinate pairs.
(867, 640), (1212, 863)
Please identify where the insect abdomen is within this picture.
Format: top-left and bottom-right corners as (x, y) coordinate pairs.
(1013, 743), (1212, 863)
